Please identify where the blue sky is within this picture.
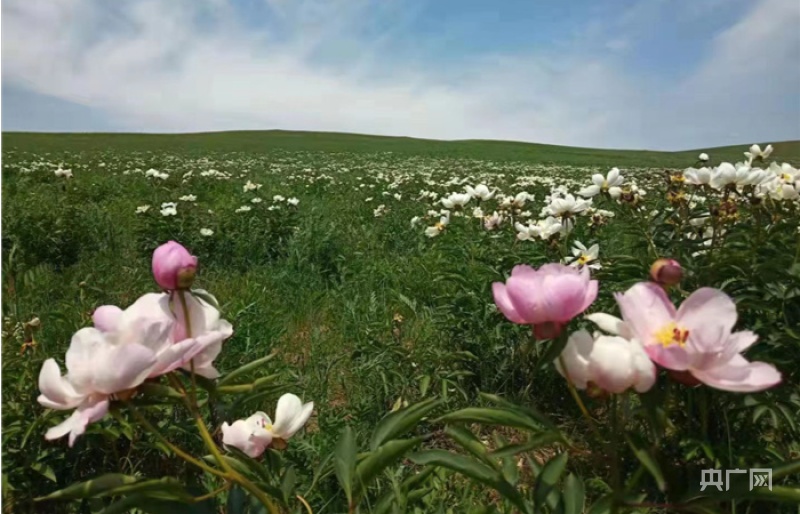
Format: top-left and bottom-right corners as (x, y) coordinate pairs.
(3, 0), (799, 150)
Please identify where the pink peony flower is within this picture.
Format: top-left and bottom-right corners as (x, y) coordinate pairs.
(493, 263), (598, 339)
(152, 241), (198, 290)
(612, 282), (781, 392)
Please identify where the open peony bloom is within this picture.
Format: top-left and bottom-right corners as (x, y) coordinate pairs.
(95, 292), (233, 379)
(465, 184), (495, 201)
(608, 283), (781, 392)
(555, 330), (656, 393)
(152, 241), (198, 290)
(38, 310), (174, 446)
(221, 394), (314, 458)
(493, 263), (598, 339)
(39, 291), (233, 446)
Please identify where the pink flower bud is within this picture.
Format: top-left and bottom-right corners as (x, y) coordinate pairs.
(152, 241), (198, 290)
(650, 258), (682, 286)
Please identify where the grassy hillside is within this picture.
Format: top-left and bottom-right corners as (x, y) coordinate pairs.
(4, 130), (799, 167)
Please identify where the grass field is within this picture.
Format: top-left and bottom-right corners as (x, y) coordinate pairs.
(2, 131), (799, 513)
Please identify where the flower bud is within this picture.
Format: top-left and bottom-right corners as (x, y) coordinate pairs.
(650, 258), (682, 287)
(152, 241), (198, 290)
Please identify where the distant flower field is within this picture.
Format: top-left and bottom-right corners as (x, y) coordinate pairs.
(2, 137), (799, 513)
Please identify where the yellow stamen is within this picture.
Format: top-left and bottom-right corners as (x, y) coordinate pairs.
(654, 322), (689, 348)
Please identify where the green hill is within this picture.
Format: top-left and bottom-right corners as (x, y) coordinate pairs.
(3, 130), (799, 167)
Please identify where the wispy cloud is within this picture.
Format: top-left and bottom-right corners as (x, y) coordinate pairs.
(3, 0), (799, 150)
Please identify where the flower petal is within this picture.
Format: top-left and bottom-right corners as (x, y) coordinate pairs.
(692, 355), (781, 392)
(493, 282), (526, 323)
(272, 394), (313, 439)
(92, 344), (157, 395)
(677, 288), (737, 351)
(614, 282), (676, 344)
(92, 306), (123, 332)
(38, 359), (85, 410)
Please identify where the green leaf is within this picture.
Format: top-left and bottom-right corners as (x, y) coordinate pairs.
(218, 352), (278, 386)
(562, 473), (585, 514)
(280, 467), (297, 504)
(773, 458), (800, 479)
(37, 475), (191, 502)
(444, 425), (495, 468)
(587, 493), (613, 514)
(490, 431), (565, 460)
(30, 462), (56, 483)
(478, 393), (555, 429)
(37, 474), (139, 501)
(369, 398), (441, 450)
(354, 437), (424, 500)
(534, 452), (568, 510)
(226, 486), (247, 514)
(410, 450), (530, 514)
(437, 407), (543, 433)
(190, 289), (221, 311)
(334, 426), (357, 505)
(625, 433), (666, 492)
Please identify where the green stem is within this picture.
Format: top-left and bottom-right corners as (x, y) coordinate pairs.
(610, 395), (621, 514)
(176, 290), (281, 514)
(127, 403), (227, 478)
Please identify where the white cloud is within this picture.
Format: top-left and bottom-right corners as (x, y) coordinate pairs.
(2, 0), (798, 149)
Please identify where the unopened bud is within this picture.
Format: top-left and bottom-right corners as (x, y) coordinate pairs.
(650, 258), (683, 286)
(152, 241), (198, 290)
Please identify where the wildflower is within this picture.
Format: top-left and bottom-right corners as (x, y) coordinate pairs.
(555, 330), (656, 393)
(251, 198), (263, 204)
(441, 193), (471, 209)
(221, 394), (313, 457)
(136, 205), (151, 214)
(200, 228), (214, 237)
(152, 241), (198, 290)
(465, 184), (495, 201)
(483, 212), (504, 230)
(565, 242), (601, 270)
(54, 167), (73, 179)
(578, 168), (624, 198)
(410, 216), (421, 227)
(243, 181), (262, 192)
(425, 213), (449, 238)
(493, 263), (598, 339)
(744, 144), (773, 163)
(287, 197), (300, 206)
(373, 204), (387, 217)
(611, 283), (781, 392)
(160, 202), (178, 217)
(699, 153), (709, 162)
(179, 195), (197, 202)
(273, 195), (286, 202)
(472, 207), (485, 219)
(38, 287), (232, 445)
(684, 167), (713, 186)
(235, 206), (252, 213)
(543, 194), (592, 217)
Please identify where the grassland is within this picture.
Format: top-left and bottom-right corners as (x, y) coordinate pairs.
(5, 130), (800, 167)
(2, 131), (798, 513)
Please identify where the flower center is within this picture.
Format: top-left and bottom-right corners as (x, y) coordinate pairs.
(654, 322), (689, 348)
(577, 254), (590, 265)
